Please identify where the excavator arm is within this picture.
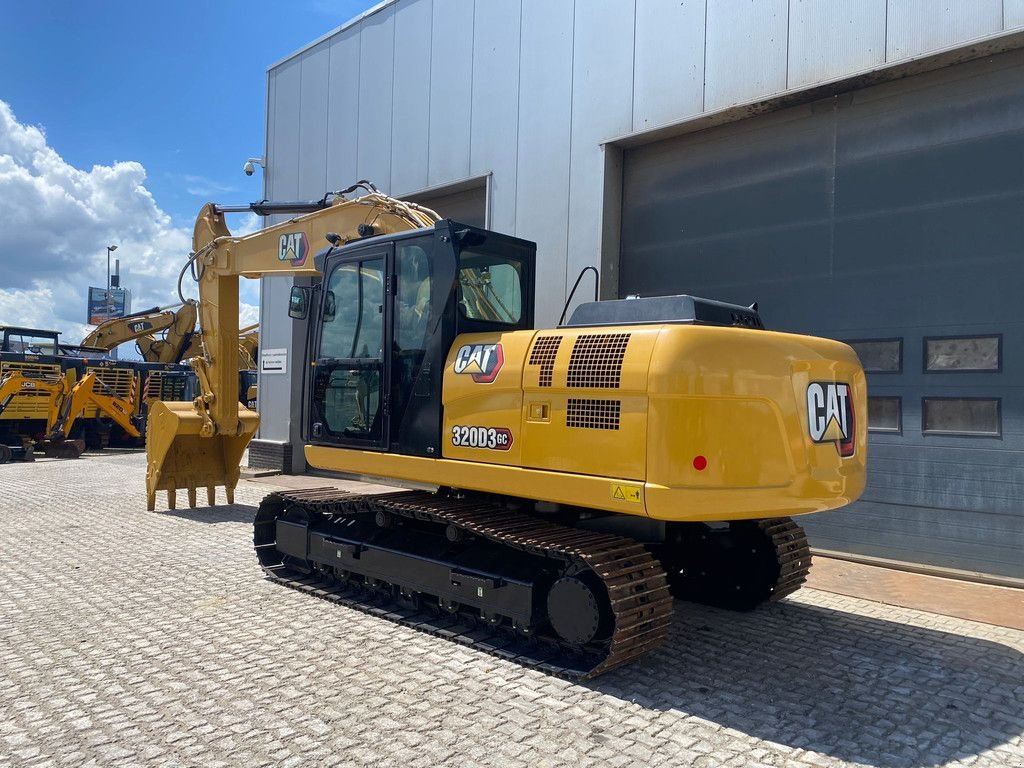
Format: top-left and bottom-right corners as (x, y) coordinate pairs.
(146, 182), (439, 510)
(135, 302), (199, 363)
(81, 302), (198, 363)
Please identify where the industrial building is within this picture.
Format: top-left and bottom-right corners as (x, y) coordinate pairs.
(251, 0), (1024, 581)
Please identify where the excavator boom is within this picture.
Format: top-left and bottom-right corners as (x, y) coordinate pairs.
(146, 184), (440, 509)
(81, 302), (199, 364)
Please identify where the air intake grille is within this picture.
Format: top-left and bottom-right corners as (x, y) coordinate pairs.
(566, 398), (621, 430)
(528, 335), (562, 388)
(567, 333), (630, 389)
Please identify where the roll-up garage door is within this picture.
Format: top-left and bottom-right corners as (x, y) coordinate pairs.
(619, 51), (1024, 581)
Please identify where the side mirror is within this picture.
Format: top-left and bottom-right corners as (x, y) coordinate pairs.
(288, 285), (310, 319)
(323, 290), (337, 321)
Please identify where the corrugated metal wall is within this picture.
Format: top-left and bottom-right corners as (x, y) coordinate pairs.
(619, 52), (1024, 579)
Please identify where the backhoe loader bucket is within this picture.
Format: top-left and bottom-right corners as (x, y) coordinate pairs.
(145, 400), (258, 511)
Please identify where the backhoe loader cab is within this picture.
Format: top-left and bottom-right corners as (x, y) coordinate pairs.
(300, 220), (534, 458)
(0, 327), (61, 356)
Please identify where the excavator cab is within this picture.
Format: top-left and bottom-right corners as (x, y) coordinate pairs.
(305, 220), (535, 457)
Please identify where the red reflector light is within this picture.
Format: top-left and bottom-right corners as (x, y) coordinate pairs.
(693, 455), (707, 471)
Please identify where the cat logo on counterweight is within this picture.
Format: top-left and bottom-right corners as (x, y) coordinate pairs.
(806, 382), (855, 457)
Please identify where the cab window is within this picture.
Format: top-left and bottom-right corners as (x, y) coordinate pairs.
(457, 251), (523, 325)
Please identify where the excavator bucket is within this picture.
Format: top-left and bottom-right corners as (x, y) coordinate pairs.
(145, 400), (258, 511)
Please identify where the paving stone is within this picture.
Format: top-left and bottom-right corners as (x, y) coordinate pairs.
(0, 451), (1022, 767)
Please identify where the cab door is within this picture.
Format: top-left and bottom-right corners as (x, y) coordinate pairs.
(308, 248), (392, 450)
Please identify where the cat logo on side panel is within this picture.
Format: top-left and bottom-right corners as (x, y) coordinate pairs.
(453, 343), (504, 383)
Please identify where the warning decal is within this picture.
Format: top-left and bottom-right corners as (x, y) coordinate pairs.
(611, 484), (642, 503)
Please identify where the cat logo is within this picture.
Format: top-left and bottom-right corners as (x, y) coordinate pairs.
(278, 232), (309, 267)
(806, 382), (855, 457)
(453, 343), (504, 383)
(128, 321), (152, 334)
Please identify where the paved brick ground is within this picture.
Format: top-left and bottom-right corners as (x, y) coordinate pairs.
(1, 451), (1022, 768)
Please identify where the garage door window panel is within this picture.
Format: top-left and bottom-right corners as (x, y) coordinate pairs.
(847, 338), (902, 373)
(868, 397), (902, 434)
(924, 335), (1001, 373)
(922, 398), (1001, 438)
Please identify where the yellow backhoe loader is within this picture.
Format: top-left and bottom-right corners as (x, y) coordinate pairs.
(147, 181), (867, 679)
(0, 370), (140, 459)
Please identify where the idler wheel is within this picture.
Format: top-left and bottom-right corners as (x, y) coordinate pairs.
(547, 576), (605, 646)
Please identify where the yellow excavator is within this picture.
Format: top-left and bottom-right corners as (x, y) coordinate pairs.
(0, 370), (140, 459)
(146, 181), (866, 679)
(82, 302), (200, 363)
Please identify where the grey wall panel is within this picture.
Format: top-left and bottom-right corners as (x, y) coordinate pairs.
(325, 28), (360, 190)
(788, 0), (887, 89)
(269, 59), (302, 200)
(427, 0), (474, 186)
(565, 1), (636, 321)
(515, 0), (574, 325)
(391, 0), (433, 196)
(298, 42), (330, 197)
(704, 0), (789, 111)
(632, 0), (704, 131)
(470, 0), (522, 235)
(1008, 0), (1024, 28)
(886, 0), (1003, 60)
(260, 60), (302, 444)
(357, 7), (395, 189)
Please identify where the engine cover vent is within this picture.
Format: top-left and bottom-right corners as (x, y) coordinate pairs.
(567, 333), (630, 389)
(566, 398), (621, 430)
(528, 335), (563, 388)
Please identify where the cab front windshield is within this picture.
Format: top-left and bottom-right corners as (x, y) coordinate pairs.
(3, 331), (59, 355)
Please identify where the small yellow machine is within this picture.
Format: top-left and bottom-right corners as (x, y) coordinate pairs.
(0, 370), (140, 459)
(147, 181), (866, 678)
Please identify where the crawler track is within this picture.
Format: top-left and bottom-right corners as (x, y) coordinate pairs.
(254, 488), (673, 680)
(757, 517), (812, 602)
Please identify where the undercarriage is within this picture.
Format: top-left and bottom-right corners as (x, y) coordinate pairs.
(254, 488), (811, 679)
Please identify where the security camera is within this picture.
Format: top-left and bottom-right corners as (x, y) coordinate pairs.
(243, 156), (264, 177)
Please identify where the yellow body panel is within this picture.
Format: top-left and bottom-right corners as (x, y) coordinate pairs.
(307, 323), (867, 522)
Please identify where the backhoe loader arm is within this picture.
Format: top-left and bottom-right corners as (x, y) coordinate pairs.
(146, 183), (440, 510)
(48, 373), (141, 442)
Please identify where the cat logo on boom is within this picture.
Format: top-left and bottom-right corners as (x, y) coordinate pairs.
(278, 232), (309, 267)
(806, 382), (855, 457)
(453, 343), (504, 383)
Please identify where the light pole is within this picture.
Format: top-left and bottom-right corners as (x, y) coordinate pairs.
(106, 244), (118, 311)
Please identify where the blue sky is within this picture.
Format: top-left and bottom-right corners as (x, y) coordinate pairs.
(0, 0), (376, 225)
(0, 0), (377, 347)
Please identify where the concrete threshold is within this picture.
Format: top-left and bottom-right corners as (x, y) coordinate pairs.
(806, 556), (1024, 631)
(241, 473), (1023, 632)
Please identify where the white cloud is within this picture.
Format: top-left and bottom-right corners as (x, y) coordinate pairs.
(0, 100), (259, 352)
(181, 173), (237, 197)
